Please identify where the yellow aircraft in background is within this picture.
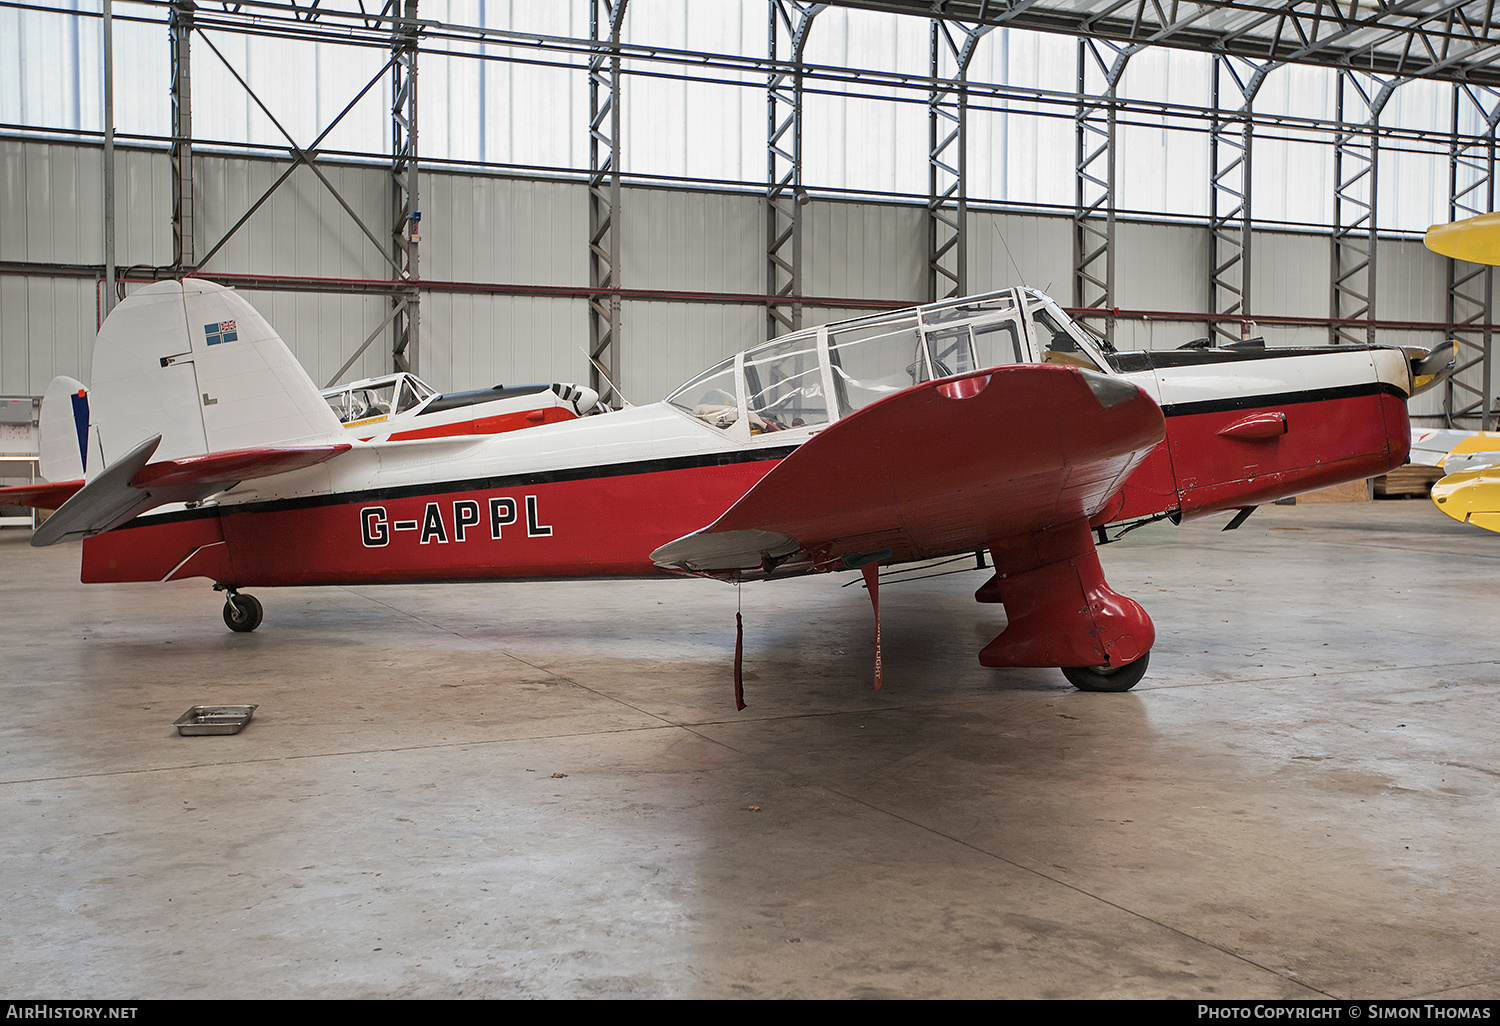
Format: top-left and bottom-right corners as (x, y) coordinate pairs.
(1423, 212), (1500, 534)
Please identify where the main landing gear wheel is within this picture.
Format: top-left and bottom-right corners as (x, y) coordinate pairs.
(1062, 652), (1149, 693)
(223, 593), (264, 633)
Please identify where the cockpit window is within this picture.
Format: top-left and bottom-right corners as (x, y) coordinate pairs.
(322, 373), (437, 424)
(923, 325), (979, 380)
(396, 376), (432, 413)
(325, 382), (398, 424)
(744, 337), (828, 432)
(1034, 307), (1103, 372)
(666, 357), (741, 430)
(828, 317), (921, 415)
(973, 319), (1024, 367)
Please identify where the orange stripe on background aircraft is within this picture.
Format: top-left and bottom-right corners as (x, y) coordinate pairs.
(320, 371), (605, 443)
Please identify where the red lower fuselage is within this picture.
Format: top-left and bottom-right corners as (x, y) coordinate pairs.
(81, 354), (1409, 589)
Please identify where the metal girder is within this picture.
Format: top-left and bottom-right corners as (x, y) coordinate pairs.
(1209, 56), (1276, 345)
(1444, 84), (1500, 429)
(1073, 37), (1130, 336)
(103, 0), (117, 316)
(1330, 71), (1402, 346)
(767, 2), (824, 339)
(829, 2), (1500, 88)
(928, 18), (994, 302)
(81, 1), (1500, 91)
(589, 0), (627, 406)
(189, 27), (404, 275)
(170, 1), (194, 272)
(391, 0), (420, 375)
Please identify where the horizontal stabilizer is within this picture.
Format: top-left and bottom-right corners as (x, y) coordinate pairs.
(30, 438), (350, 547)
(652, 364), (1165, 573)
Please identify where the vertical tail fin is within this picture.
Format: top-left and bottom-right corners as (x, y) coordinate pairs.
(38, 375), (94, 482)
(88, 279), (343, 475)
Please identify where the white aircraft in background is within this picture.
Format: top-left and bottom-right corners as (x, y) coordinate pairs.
(320, 372), (605, 443)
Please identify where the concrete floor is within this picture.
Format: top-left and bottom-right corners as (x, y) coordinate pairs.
(2, 500), (1498, 999)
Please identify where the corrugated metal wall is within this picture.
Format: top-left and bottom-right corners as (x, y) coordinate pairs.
(0, 137), (1480, 417)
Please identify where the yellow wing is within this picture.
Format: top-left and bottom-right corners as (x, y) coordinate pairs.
(1431, 466), (1500, 534)
(1425, 212), (1500, 265)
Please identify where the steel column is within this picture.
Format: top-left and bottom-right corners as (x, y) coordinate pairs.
(1444, 84), (1500, 429)
(1330, 71), (1400, 347)
(589, 0), (627, 405)
(1208, 57), (1273, 345)
(103, 0), (117, 316)
(390, 0), (420, 375)
(928, 19), (993, 302)
(766, 1), (823, 340)
(1073, 39), (1130, 338)
(170, 1), (194, 273)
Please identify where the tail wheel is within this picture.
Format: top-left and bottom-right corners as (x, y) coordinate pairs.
(223, 593), (264, 633)
(1062, 651), (1149, 692)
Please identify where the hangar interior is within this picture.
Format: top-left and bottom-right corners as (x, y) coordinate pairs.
(3, 0), (1500, 1000)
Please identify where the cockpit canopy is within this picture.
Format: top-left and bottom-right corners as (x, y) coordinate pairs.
(321, 372), (438, 426)
(665, 288), (1112, 437)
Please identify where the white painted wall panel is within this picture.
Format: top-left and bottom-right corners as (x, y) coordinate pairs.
(0, 142), (168, 267)
(619, 300), (762, 403)
(1378, 237), (1448, 325)
(15, 142), (96, 263)
(116, 147), (171, 267)
(968, 211), (1072, 300)
(193, 155), (392, 279)
(423, 174), (585, 286)
(227, 288), (393, 392)
(423, 294), (589, 396)
(1250, 230), (1335, 347)
(1117, 222), (1207, 316)
(0, 141), (27, 262)
(1111, 221), (1211, 351)
(805, 199), (925, 304)
(0, 274), (98, 396)
(621, 187), (761, 294)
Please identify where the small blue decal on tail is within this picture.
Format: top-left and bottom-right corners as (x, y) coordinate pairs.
(204, 320), (238, 346)
(70, 389), (89, 473)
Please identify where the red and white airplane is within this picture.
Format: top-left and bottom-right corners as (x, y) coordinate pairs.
(3, 278), (1423, 693)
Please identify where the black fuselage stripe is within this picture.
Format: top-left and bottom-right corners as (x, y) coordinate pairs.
(1107, 344), (1381, 373)
(110, 379), (1404, 534)
(120, 444), (802, 529)
(1158, 380), (1403, 419)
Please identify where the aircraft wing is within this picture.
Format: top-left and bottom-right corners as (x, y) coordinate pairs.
(0, 480), (85, 509)
(29, 436), (351, 547)
(1432, 466), (1500, 534)
(651, 364), (1165, 573)
(1425, 212), (1500, 265)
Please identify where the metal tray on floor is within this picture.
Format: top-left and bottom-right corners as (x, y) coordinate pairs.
(173, 704), (258, 736)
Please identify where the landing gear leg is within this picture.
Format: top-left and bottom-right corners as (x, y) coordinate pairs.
(215, 584), (263, 633)
(976, 518), (1154, 691)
